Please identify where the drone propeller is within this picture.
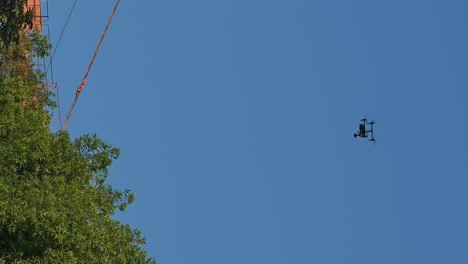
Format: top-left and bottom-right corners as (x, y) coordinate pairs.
(369, 138), (377, 146)
(368, 116), (376, 144)
(370, 122), (376, 144)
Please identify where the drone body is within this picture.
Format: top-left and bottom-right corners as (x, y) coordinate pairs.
(354, 118), (375, 142)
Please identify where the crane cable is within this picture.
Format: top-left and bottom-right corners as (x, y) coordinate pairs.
(47, 0), (79, 75)
(61, 0), (121, 131)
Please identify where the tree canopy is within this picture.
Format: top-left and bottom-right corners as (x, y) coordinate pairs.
(0, 0), (34, 48)
(0, 2), (155, 263)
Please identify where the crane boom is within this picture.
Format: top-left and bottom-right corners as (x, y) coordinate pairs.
(61, 0), (121, 131)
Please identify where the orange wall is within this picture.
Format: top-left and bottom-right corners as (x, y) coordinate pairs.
(26, 0), (42, 31)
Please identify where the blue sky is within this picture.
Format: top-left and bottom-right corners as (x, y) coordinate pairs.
(47, 0), (468, 263)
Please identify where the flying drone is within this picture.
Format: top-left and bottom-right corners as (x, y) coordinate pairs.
(353, 118), (375, 142)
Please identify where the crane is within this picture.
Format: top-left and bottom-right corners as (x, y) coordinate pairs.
(61, 0), (121, 131)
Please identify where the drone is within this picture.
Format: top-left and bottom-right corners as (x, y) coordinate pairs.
(354, 118), (375, 142)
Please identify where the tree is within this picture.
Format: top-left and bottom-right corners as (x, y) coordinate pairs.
(0, 132), (154, 263)
(0, 3), (156, 263)
(0, 0), (34, 48)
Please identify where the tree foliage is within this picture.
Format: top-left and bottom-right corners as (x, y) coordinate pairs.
(0, 3), (155, 263)
(0, 0), (34, 48)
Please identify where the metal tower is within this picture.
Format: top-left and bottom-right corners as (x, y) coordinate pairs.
(26, 0), (62, 130)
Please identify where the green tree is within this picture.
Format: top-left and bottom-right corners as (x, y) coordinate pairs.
(0, 3), (155, 263)
(0, 0), (34, 48)
(26, 29), (52, 58)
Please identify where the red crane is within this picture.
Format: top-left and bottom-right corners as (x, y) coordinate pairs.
(61, 0), (121, 131)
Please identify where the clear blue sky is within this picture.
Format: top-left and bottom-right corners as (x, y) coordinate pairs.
(48, 0), (468, 263)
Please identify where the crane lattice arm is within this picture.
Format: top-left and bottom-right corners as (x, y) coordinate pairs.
(61, 0), (121, 131)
